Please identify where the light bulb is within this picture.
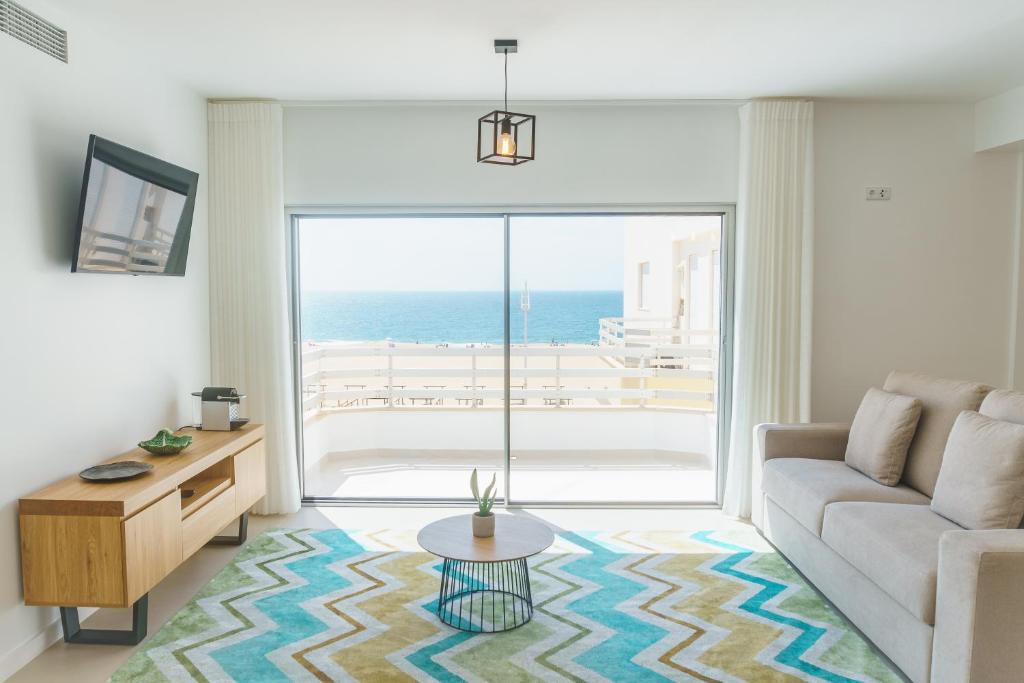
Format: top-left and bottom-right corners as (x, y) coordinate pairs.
(498, 132), (516, 156)
(497, 117), (516, 156)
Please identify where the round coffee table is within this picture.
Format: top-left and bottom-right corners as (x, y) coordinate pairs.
(417, 514), (554, 633)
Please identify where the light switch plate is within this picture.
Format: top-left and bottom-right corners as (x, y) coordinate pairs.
(866, 187), (892, 200)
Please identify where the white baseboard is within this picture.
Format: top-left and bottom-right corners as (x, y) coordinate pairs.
(0, 607), (96, 681)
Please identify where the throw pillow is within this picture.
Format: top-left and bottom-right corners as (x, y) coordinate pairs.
(845, 388), (922, 486)
(931, 411), (1024, 529)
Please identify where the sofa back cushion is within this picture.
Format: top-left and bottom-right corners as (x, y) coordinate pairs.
(845, 388), (922, 486)
(979, 390), (1024, 529)
(931, 411), (1024, 529)
(882, 371), (992, 496)
(980, 389), (1024, 424)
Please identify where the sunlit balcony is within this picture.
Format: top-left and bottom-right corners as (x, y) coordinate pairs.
(300, 318), (720, 503)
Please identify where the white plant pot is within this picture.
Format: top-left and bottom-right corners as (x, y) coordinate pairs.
(472, 513), (495, 538)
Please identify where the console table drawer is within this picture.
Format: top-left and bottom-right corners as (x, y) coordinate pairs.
(233, 440), (266, 514)
(182, 486), (237, 559)
(124, 490), (183, 604)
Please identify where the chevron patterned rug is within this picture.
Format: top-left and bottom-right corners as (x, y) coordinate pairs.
(111, 527), (903, 682)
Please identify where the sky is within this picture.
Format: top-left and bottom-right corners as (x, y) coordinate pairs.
(298, 216), (628, 291)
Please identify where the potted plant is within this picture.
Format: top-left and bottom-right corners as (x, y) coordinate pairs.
(470, 468), (497, 538)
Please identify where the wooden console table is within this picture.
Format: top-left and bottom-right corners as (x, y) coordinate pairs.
(19, 424), (266, 644)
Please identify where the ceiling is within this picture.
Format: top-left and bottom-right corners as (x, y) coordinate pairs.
(52, 0), (1024, 101)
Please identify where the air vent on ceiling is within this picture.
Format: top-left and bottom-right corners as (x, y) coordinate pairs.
(0, 0), (67, 63)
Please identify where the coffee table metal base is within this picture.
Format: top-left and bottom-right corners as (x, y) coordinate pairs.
(437, 557), (533, 633)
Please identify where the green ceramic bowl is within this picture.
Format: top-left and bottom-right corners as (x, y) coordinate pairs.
(139, 429), (192, 456)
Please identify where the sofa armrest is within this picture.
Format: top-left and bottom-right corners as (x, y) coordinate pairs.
(756, 423), (850, 464)
(932, 529), (1024, 683)
(751, 423), (850, 530)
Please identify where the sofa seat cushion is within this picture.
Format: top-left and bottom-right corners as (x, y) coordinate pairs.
(762, 458), (931, 536)
(822, 502), (962, 625)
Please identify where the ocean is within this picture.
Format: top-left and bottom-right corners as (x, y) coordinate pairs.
(301, 290), (624, 344)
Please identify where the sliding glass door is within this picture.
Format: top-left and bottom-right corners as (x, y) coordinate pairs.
(293, 211), (730, 505)
(295, 216), (506, 501)
(508, 215), (724, 503)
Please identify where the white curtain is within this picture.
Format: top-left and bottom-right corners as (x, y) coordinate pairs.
(722, 100), (815, 519)
(208, 101), (300, 514)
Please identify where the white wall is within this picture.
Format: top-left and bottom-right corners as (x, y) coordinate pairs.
(812, 101), (1021, 421)
(284, 102), (740, 206)
(975, 85), (1024, 152)
(0, 2), (209, 676)
(1009, 154), (1024, 389)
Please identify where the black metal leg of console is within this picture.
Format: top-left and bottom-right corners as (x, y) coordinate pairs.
(208, 511), (248, 546)
(59, 594), (148, 645)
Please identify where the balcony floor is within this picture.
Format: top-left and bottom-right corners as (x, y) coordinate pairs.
(304, 448), (717, 503)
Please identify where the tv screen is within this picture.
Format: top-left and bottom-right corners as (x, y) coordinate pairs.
(72, 135), (199, 275)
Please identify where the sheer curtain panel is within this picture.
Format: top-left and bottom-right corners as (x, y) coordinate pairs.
(208, 101), (300, 514)
(722, 100), (814, 519)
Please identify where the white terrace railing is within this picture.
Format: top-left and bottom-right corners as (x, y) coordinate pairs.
(300, 329), (718, 414)
(599, 317), (718, 350)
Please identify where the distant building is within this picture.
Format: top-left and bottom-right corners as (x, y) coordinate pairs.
(615, 216), (722, 409)
(621, 215), (722, 333)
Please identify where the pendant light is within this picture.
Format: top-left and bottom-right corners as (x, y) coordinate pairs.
(477, 39), (535, 165)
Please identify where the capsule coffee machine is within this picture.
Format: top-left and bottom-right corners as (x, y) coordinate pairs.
(191, 387), (249, 431)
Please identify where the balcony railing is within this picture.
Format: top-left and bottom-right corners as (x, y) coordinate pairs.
(300, 319), (719, 414)
(599, 317), (718, 349)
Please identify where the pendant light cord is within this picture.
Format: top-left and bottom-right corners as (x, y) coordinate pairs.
(504, 49), (509, 113)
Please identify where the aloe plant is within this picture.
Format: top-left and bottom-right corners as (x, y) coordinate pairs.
(470, 468), (497, 516)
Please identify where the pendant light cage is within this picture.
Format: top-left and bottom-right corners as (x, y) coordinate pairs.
(477, 39), (535, 166)
(477, 110), (535, 165)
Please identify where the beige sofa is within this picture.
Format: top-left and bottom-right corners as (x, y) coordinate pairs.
(754, 371), (1024, 683)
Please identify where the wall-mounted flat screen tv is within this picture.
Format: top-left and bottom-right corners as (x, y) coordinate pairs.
(72, 135), (199, 275)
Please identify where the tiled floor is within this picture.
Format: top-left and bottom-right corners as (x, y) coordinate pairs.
(9, 506), (745, 682)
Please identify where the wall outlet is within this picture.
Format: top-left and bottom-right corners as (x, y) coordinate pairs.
(866, 186), (892, 200)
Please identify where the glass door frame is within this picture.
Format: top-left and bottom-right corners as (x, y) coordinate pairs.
(287, 205), (736, 508)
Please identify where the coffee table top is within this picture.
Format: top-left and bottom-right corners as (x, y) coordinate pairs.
(417, 514), (555, 563)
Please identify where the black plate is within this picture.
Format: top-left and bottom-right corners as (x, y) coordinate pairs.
(79, 461), (154, 482)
